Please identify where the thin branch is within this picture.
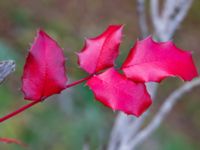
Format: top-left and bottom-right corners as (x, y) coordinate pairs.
(117, 82), (158, 150)
(83, 142), (90, 150)
(150, 0), (160, 30)
(108, 113), (133, 150)
(65, 74), (93, 88)
(168, 0), (193, 36)
(162, 0), (177, 23)
(107, 1), (194, 149)
(129, 78), (200, 149)
(136, 0), (148, 37)
(108, 80), (158, 150)
(108, 1), (160, 148)
(0, 100), (41, 123)
(0, 60), (15, 84)
(157, 0), (193, 41)
(0, 75), (92, 123)
(0, 137), (27, 148)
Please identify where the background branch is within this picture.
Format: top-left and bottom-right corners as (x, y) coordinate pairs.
(108, 0), (194, 149)
(136, 0), (148, 38)
(0, 60), (15, 84)
(129, 78), (200, 149)
(150, 0), (161, 31)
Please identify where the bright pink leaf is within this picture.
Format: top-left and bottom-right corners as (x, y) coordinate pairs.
(122, 36), (198, 82)
(0, 137), (27, 148)
(87, 68), (152, 116)
(22, 30), (67, 101)
(78, 25), (123, 74)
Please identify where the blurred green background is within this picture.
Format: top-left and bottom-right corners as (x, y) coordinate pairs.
(0, 0), (200, 150)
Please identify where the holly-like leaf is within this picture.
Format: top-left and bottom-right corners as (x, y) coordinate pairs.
(0, 137), (27, 148)
(78, 25), (123, 74)
(87, 68), (152, 116)
(22, 30), (67, 101)
(122, 36), (198, 82)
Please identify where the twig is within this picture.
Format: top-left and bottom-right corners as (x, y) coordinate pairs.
(129, 78), (200, 149)
(0, 75), (91, 123)
(108, 1), (151, 149)
(107, 113), (134, 150)
(150, 0), (161, 31)
(168, 0), (193, 36)
(0, 137), (27, 148)
(156, 0), (193, 41)
(0, 100), (41, 123)
(0, 60), (15, 84)
(136, 0), (148, 37)
(108, 1), (161, 149)
(116, 83), (158, 150)
(83, 142), (90, 150)
(107, 0), (194, 149)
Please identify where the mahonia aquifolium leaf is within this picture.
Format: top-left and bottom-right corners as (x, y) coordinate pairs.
(22, 30), (67, 101)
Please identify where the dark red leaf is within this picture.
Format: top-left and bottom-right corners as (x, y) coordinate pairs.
(78, 25), (123, 74)
(122, 36), (198, 82)
(0, 137), (27, 148)
(87, 68), (152, 116)
(22, 30), (67, 101)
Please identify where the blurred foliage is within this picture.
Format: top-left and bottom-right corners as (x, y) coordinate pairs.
(0, 0), (200, 149)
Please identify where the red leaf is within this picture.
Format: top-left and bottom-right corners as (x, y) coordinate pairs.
(0, 137), (27, 148)
(22, 30), (67, 101)
(122, 36), (198, 82)
(87, 68), (152, 116)
(78, 25), (123, 74)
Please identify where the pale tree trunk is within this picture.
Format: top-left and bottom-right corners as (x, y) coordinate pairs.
(107, 0), (198, 150)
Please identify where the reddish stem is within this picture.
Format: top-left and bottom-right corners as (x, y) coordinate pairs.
(65, 74), (93, 88)
(0, 100), (41, 123)
(0, 75), (93, 123)
(0, 137), (28, 147)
